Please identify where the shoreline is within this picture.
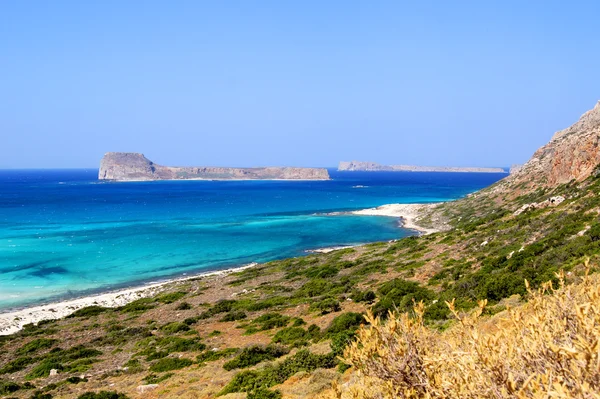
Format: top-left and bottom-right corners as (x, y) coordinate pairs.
(0, 263), (258, 336)
(351, 203), (441, 235)
(0, 202), (442, 335)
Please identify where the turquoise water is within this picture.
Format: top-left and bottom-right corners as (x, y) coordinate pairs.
(0, 169), (506, 310)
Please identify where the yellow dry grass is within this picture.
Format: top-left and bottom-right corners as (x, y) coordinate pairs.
(320, 264), (600, 399)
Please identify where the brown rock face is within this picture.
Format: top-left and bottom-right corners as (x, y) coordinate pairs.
(98, 153), (330, 181)
(507, 101), (600, 188)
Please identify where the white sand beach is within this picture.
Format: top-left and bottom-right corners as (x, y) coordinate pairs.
(0, 263), (258, 336)
(352, 203), (441, 235)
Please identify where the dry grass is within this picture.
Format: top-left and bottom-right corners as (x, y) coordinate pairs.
(320, 263), (600, 399)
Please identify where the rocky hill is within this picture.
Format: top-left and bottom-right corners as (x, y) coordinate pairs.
(338, 161), (506, 173)
(99, 153), (331, 181)
(502, 101), (600, 189)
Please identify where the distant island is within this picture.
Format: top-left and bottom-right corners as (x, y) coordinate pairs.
(99, 152), (331, 181)
(338, 161), (507, 173)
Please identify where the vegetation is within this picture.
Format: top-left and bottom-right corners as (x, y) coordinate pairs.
(223, 345), (288, 371)
(320, 270), (600, 399)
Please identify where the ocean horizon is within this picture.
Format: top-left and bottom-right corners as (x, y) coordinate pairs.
(0, 169), (505, 311)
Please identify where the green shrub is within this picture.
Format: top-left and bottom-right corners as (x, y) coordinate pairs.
(30, 391), (53, 399)
(0, 356), (33, 374)
(245, 297), (287, 312)
(197, 348), (238, 365)
(0, 380), (23, 395)
(350, 290), (376, 303)
(219, 350), (336, 395)
(309, 298), (341, 315)
(159, 322), (190, 334)
(77, 392), (130, 399)
(66, 376), (88, 384)
(271, 327), (311, 347)
(372, 279), (435, 317)
(149, 357), (193, 372)
(248, 313), (291, 332)
(16, 338), (57, 355)
(119, 298), (155, 313)
(26, 360), (64, 380)
(325, 313), (364, 336)
(223, 345), (288, 371)
(67, 306), (109, 318)
(247, 388), (282, 399)
(156, 291), (187, 304)
(220, 311), (247, 322)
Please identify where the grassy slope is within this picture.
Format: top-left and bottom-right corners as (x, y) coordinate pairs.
(1, 174), (600, 399)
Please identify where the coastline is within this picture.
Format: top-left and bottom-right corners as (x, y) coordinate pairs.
(351, 203), (442, 235)
(0, 263), (258, 336)
(0, 202), (441, 335)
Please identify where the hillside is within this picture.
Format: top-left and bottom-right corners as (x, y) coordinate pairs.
(1, 102), (600, 399)
(99, 153), (331, 181)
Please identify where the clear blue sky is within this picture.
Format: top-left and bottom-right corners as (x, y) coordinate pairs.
(1, 1), (599, 169)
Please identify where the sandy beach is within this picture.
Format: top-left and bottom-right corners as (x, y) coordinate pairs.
(0, 263), (257, 336)
(351, 203), (441, 235)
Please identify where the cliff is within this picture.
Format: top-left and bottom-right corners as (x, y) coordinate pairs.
(501, 100), (600, 190)
(338, 161), (506, 173)
(98, 152), (330, 181)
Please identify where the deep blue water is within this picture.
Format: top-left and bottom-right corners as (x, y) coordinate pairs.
(0, 169), (506, 310)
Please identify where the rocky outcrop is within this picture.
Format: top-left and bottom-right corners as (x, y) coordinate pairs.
(338, 161), (506, 173)
(99, 153), (330, 181)
(506, 101), (600, 188)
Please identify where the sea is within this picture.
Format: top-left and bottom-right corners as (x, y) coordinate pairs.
(0, 169), (506, 311)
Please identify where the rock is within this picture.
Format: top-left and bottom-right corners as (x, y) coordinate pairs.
(49, 369), (59, 377)
(480, 240), (488, 247)
(505, 101), (600, 188)
(338, 161), (506, 173)
(99, 152), (330, 181)
(136, 384), (159, 394)
(549, 196), (565, 205)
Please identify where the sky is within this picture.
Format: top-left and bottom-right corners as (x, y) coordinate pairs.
(1, 1), (599, 169)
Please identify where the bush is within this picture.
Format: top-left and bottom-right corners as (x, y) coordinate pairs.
(247, 388), (282, 399)
(309, 298), (341, 315)
(325, 313), (364, 336)
(223, 345), (288, 371)
(26, 360), (64, 380)
(156, 291), (187, 304)
(220, 311), (247, 322)
(219, 350), (337, 395)
(197, 348), (238, 365)
(350, 290), (376, 303)
(16, 338), (57, 355)
(149, 357), (193, 372)
(372, 278), (435, 317)
(0, 380), (23, 395)
(321, 273), (600, 399)
(159, 322), (190, 334)
(77, 392), (130, 399)
(0, 356), (33, 374)
(67, 306), (109, 318)
(119, 298), (155, 313)
(248, 313), (291, 332)
(271, 327), (311, 347)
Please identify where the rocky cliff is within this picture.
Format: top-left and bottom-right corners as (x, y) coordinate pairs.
(98, 153), (330, 181)
(504, 101), (600, 188)
(338, 161), (506, 173)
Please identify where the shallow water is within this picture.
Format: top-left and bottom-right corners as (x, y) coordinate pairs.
(0, 169), (505, 310)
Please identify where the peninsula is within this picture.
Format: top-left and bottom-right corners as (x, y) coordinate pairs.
(338, 161), (507, 173)
(99, 152), (331, 181)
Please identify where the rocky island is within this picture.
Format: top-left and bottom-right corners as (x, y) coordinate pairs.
(99, 152), (331, 181)
(338, 160), (507, 173)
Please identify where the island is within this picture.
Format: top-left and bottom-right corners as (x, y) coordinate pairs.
(99, 152), (331, 181)
(338, 161), (507, 173)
